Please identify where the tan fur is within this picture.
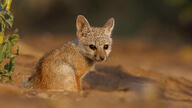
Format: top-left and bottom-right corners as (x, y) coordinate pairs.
(25, 15), (115, 91)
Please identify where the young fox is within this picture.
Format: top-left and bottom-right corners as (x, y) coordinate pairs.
(26, 15), (115, 91)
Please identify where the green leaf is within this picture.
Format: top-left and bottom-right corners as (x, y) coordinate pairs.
(0, 0), (20, 82)
(9, 34), (19, 45)
(0, 42), (7, 63)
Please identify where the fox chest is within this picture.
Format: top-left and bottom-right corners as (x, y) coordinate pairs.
(70, 56), (95, 77)
(74, 62), (94, 77)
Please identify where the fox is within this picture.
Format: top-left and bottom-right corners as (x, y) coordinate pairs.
(25, 15), (115, 91)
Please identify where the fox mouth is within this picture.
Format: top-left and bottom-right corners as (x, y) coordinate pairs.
(84, 53), (106, 62)
(94, 58), (106, 62)
(95, 59), (102, 62)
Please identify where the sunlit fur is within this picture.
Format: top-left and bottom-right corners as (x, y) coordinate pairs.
(25, 15), (115, 91)
(77, 15), (114, 62)
(78, 27), (112, 61)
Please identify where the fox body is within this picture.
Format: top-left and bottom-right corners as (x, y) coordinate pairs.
(26, 15), (115, 91)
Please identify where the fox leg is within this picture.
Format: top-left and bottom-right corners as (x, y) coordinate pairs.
(46, 62), (77, 91)
(75, 71), (90, 91)
(75, 75), (82, 91)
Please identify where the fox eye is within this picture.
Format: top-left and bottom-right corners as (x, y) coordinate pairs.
(104, 44), (109, 50)
(89, 44), (97, 50)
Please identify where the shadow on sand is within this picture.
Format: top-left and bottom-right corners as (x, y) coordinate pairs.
(83, 65), (192, 103)
(83, 65), (154, 91)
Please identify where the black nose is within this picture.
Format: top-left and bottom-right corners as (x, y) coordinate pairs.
(100, 56), (105, 61)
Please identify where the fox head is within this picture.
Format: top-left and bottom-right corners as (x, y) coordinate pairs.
(76, 15), (115, 62)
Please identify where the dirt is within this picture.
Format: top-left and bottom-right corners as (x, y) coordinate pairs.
(0, 35), (192, 108)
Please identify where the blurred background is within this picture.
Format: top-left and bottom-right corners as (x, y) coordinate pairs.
(0, 1), (191, 108)
(12, 0), (192, 44)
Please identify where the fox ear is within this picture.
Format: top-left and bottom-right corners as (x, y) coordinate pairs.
(76, 15), (90, 38)
(104, 17), (115, 35)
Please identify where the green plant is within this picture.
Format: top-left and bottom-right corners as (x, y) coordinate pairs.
(0, 0), (19, 82)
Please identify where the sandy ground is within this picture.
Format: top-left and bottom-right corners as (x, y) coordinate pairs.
(0, 35), (192, 108)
